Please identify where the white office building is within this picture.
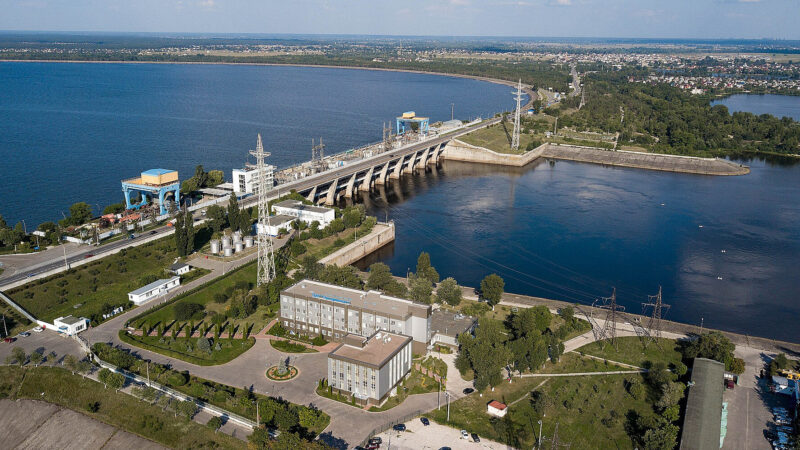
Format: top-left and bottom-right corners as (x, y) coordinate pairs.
(128, 276), (180, 306)
(53, 315), (89, 335)
(272, 200), (335, 227)
(327, 331), (412, 405)
(232, 165), (275, 195)
(280, 280), (432, 353)
(256, 214), (296, 237)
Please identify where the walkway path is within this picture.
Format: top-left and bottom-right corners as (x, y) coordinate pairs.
(517, 370), (644, 378)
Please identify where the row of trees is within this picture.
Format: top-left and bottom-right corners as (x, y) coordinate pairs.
(173, 207), (196, 257)
(181, 165), (224, 195)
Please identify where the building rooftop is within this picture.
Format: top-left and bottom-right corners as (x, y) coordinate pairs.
(269, 214), (297, 226)
(431, 309), (477, 338)
(142, 169), (175, 176)
(284, 279), (431, 320)
(680, 358), (725, 450)
(488, 400), (507, 411)
(169, 262), (189, 271)
(329, 331), (411, 368)
(273, 199), (333, 215)
(129, 276), (180, 296)
(55, 315), (84, 325)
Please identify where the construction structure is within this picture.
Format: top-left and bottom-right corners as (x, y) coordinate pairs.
(396, 111), (429, 136)
(641, 286), (670, 347)
(121, 169), (180, 216)
(511, 79), (523, 152)
(251, 134), (276, 287)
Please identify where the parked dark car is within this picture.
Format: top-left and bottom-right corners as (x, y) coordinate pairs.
(472, 433), (481, 443)
(439, 447), (452, 450)
(3, 337), (16, 343)
(84, 253), (94, 259)
(392, 424), (406, 432)
(365, 444), (379, 450)
(463, 387), (475, 394)
(420, 417), (430, 426)
(369, 437), (382, 445)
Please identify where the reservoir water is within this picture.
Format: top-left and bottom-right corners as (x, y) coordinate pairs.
(712, 93), (800, 120)
(0, 62), (514, 226)
(1, 64), (798, 341)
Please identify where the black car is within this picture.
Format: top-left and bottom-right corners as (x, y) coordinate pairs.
(439, 447), (452, 450)
(369, 437), (382, 445)
(392, 424), (406, 432)
(471, 433), (480, 443)
(463, 387), (475, 394)
(420, 417), (430, 426)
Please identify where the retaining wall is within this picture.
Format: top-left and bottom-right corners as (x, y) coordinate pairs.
(442, 139), (544, 167)
(319, 222), (395, 267)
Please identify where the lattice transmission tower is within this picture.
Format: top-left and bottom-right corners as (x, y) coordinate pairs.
(595, 288), (624, 348)
(511, 79), (523, 152)
(250, 133), (275, 287)
(642, 285), (670, 345)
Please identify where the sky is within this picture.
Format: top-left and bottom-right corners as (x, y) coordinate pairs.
(0, 0), (798, 40)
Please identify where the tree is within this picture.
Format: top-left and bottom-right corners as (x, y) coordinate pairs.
(547, 333), (564, 363)
(342, 208), (362, 229)
(11, 347), (26, 366)
(184, 207), (195, 254)
(64, 354), (78, 374)
(207, 170), (225, 187)
(206, 415), (223, 432)
(228, 194), (241, 232)
(480, 274), (505, 306)
(682, 331), (737, 371)
(197, 337), (212, 353)
(366, 262), (393, 290)
(29, 351), (43, 367)
(206, 204), (226, 232)
(408, 273), (433, 304)
(436, 277), (462, 306)
(642, 423), (679, 450)
(416, 252), (440, 284)
(67, 202), (93, 225)
(510, 306), (551, 338)
(174, 302), (204, 321)
(646, 361), (672, 388)
(178, 400), (198, 420)
(298, 407), (327, 431)
(318, 264), (362, 289)
(98, 368), (112, 388)
(194, 165), (208, 188)
(103, 203), (125, 215)
(656, 381), (685, 410)
(107, 372), (125, 391)
(174, 211), (188, 257)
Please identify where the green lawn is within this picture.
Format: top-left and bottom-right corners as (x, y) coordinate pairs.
(0, 366), (241, 449)
(270, 339), (317, 353)
(7, 238), (177, 323)
(119, 330), (256, 365)
(458, 123), (540, 154)
(0, 304), (33, 337)
(537, 352), (635, 374)
(298, 217), (377, 261)
(429, 369), (655, 449)
(576, 336), (683, 369)
(368, 369), (440, 412)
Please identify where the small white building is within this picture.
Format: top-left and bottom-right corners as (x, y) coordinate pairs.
(128, 276), (180, 306)
(487, 400), (508, 417)
(53, 315), (89, 335)
(272, 200), (335, 227)
(256, 214), (296, 237)
(327, 331), (412, 406)
(167, 262), (191, 275)
(232, 165), (275, 195)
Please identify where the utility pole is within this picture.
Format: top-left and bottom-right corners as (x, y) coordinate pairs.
(511, 79), (523, 151)
(446, 391), (451, 422)
(256, 400), (260, 425)
(642, 285), (670, 346)
(250, 134), (276, 287)
(146, 362), (150, 386)
(597, 288), (624, 348)
(537, 419), (543, 450)
(63, 245), (69, 270)
(2, 314), (7, 338)
(451, 103), (454, 121)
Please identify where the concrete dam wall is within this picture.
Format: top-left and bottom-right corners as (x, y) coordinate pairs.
(442, 140), (749, 176)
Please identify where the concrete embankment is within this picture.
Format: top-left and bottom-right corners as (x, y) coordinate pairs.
(443, 140), (750, 176)
(541, 144), (750, 175)
(319, 222), (395, 267)
(443, 139), (545, 166)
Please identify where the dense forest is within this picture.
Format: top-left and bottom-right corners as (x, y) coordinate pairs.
(558, 71), (800, 156)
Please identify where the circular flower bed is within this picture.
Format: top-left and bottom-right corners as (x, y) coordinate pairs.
(266, 365), (299, 381)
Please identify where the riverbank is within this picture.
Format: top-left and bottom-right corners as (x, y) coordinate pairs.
(442, 140), (750, 175)
(319, 222), (396, 267)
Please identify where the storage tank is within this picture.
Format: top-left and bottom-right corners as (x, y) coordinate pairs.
(223, 247), (233, 257)
(244, 236), (254, 248)
(235, 242), (244, 253)
(210, 239), (220, 254)
(221, 236), (231, 248)
(232, 232), (242, 244)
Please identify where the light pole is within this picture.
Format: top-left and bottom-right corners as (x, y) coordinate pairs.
(445, 391), (451, 422)
(537, 419), (543, 450)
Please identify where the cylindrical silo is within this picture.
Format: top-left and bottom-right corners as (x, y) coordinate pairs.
(244, 236), (254, 248)
(221, 235), (231, 248)
(235, 242), (244, 253)
(209, 239), (220, 254)
(223, 247), (233, 257)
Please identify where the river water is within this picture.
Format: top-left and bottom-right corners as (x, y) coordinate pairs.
(0, 62), (514, 226)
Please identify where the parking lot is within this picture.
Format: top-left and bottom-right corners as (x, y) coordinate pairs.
(373, 419), (510, 450)
(0, 328), (85, 364)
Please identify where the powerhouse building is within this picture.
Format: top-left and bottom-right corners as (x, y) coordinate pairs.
(279, 280), (432, 353)
(327, 331), (412, 405)
(272, 200), (335, 227)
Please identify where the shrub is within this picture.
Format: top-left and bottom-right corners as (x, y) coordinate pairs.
(311, 335), (328, 346)
(174, 302), (204, 321)
(213, 293), (227, 304)
(167, 370), (189, 387)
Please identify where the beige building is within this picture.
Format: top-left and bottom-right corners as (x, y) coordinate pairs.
(279, 280), (432, 353)
(327, 331), (412, 405)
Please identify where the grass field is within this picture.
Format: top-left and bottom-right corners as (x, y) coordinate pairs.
(8, 238), (176, 323)
(458, 123), (539, 154)
(537, 352), (636, 374)
(576, 336), (683, 369)
(429, 356), (656, 449)
(120, 331), (256, 365)
(0, 303), (33, 337)
(0, 365), (242, 449)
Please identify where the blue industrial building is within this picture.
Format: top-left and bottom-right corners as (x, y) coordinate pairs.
(396, 111), (429, 136)
(121, 169), (180, 216)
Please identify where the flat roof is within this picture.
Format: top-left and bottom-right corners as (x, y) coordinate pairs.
(268, 214), (297, 226)
(680, 358), (725, 450)
(55, 315), (83, 325)
(142, 169), (175, 176)
(169, 262), (189, 270)
(284, 279), (431, 320)
(488, 400), (507, 410)
(129, 276), (180, 296)
(431, 309), (477, 337)
(329, 331), (411, 368)
(273, 199), (333, 215)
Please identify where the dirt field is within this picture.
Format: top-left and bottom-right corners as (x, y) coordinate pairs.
(0, 399), (165, 450)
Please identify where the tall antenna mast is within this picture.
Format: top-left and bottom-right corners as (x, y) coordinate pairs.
(250, 133), (275, 286)
(511, 79), (523, 151)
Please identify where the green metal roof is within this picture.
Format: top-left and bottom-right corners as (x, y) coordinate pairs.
(680, 358), (725, 450)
